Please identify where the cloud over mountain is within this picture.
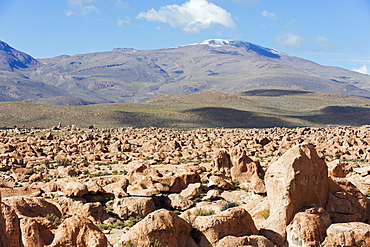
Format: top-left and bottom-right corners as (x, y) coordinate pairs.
(276, 32), (304, 48)
(137, 0), (236, 33)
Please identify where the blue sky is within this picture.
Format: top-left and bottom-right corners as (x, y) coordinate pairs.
(1, 0), (370, 74)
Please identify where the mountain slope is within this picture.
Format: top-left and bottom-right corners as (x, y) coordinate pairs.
(1, 39), (370, 104)
(0, 41), (40, 71)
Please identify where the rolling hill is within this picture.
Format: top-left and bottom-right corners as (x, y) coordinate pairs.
(1, 89), (369, 129)
(1, 39), (370, 105)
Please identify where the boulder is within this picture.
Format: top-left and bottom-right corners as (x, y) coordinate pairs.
(0, 202), (8, 247)
(216, 235), (274, 247)
(208, 175), (234, 190)
(179, 182), (202, 199)
(156, 171), (201, 193)
(327, 160), (353, 178)
(326, 177), (370, 223)
(262, 143), (328, 245)
(167, 194), (194, 210)
(3, 196), (62, 218)
(55, 178), (88, 197)
(212, 149), (232, 177)
(20, 217), (56, 247)
(230, 148), (266, 193)
(193, 206), (259, 246)
(115, 209), (197, 247)
(322, 222), (370, 247)
(286, 206), (331, 247)
(106, 197), (155, 219)
(49, 215), (107, 247)
(2, 202), (23, 247)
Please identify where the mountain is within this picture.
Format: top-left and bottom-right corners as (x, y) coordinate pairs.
(0, 41), (40, 71)
(1, 39), (370, 105)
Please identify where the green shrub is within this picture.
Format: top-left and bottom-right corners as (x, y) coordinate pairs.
(221, 201), (239, 211)
(124, 216), (142, 228)
(194, 208), (215, 216)
(261, 211), (270, 219)
(45, 213), (62, 226)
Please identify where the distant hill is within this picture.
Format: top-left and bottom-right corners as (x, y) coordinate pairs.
(0, 40), (40, 71)
(0, 89), (369, 129)
(1, 39), (370, 105)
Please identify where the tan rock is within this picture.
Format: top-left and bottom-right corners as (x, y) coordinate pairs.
(157, 171), (201, 193)
(106, 197), (155, 219)
(3, 196), (62, 218)
(322, 222), (370, 247)
(212, 149), (232, 177)
(286, 206), (331, 247)
(208, 175), (234, 190)
(326, 177), (370, 223)
(230, 148), (266, 193)
(167, 194), (194, 210)
(216, 235), (274, 247)
(2, 202), (23, 247)
(49, 215), (107, 247)
(262, 143), (328, 245)
(115, 209), (197, 247)
(54, 178), (88, 197)
(0, 202), (8, 247)
(20, 217), (56, 247)
(193, 206), (259, 246)
(202, 189), (221, 201)
(179, 182), (202, 199)
(327, 160), (353, 178)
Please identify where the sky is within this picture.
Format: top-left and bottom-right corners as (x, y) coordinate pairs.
(0, 0), (370, 74)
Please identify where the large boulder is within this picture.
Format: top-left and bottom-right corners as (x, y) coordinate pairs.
(212, 149), (232, 177)
(192, 206), (259, 246)
(322, 222), (370, 247)
(262, 143), (329, 245)
(106, 197), (155, 219)
(115, 209), (197, 247)
(49, 215), (107, 247)
(2, 202), (23, 247)
(3, 196), (62, 218)
(20, 217), (56, 247)
(326, 177), (370, 223)
(286, 206), (331, 247)
(230, 148), (266, 193)
(216, 235), (274, 247)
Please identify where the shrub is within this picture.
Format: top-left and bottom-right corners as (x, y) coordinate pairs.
(124, 216), (142, 228)
(45, 213), (62, 226)
(194, 208), (215, 216)
(261, 211), (270, 219)
(221, 201), (239, 211)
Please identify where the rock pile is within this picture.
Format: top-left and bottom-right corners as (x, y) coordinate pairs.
(0, 126), (369, 246)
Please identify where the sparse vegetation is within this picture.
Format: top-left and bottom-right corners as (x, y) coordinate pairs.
(261, 211), (270, 219)
(221, 201), (240, 211)
(124, 216), (142, 228)
(194, 208), (215, 216)
(45, 213), (62, 226)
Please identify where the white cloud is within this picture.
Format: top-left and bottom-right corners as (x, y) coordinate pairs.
(65, 0), (99, 16)
(117, 17), (130, 26)
(137, 0), (236, 33)
(276, 33), (304, 49)
(316, 36), (330, 50)
(65, 10), (74, 16)
(262, 10), (276, 19)
(115, 0), (129, 9)
(231, 0), (260, 5)
(353, 64), (370, 75)
(81, 5), (99, 16)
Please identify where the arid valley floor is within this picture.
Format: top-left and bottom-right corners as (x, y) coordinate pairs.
(1, 125), (370, 246)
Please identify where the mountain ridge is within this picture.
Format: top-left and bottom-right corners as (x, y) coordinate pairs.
(1, 39), (370, 105)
